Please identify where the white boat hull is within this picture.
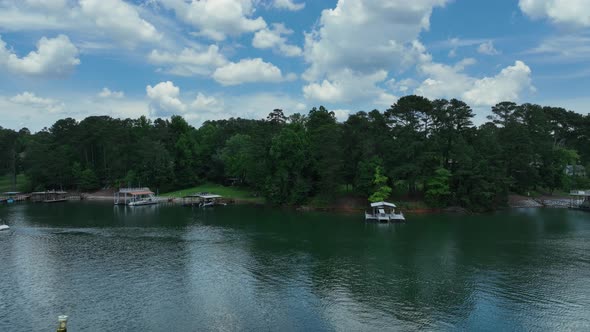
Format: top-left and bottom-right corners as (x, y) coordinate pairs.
(365, 213), (405, 222)
(128, 199), (159, 206)
(0, 225), (10, 231)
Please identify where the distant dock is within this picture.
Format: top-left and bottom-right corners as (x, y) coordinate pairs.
(569, 190), (590, 211)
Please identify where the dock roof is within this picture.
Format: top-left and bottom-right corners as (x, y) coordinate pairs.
(184, 193), (223, 199)
(370, 201), (397, 208)
(118, 188), (154, 195)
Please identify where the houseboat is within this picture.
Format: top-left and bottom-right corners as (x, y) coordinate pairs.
(0, 224), (9, 231)
(114, 188), (159, 206)
(365, 201), (405, 222)
(183, 193), (226, 207)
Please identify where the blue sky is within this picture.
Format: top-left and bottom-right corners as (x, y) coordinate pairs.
(0, 0), (588, 131)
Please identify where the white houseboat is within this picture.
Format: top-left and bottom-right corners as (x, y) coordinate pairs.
(365, 201), (405, 222)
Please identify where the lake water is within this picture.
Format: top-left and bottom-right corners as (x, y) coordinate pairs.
(1, 202), (589, 331)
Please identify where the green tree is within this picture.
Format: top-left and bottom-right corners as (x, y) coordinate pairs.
(220, 134), (254, 183)
(369, 166), (392, 203)
(425, 168), (452, 208)
(79, 168), (100, 191)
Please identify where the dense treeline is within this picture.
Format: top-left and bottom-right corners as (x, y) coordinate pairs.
(1, 95), (589, 211)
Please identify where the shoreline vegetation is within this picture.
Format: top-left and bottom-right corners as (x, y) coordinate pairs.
(75, 184), (573, 215)
(1, 95), (589, 213)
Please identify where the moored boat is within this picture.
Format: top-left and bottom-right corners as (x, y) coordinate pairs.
(365, 201), (405, 222)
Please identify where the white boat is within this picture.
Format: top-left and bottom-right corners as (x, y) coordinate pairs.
(0, 224), (10, 231)
(128, 197), (159, 206)
(365, 201), (405, 222)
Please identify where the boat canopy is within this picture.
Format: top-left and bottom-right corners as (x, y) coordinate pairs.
(370, 201), (396, 208)
(118, 188), (154, 195)
(185, 194), (223, 199)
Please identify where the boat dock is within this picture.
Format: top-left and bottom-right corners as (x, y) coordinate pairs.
(31, 190), (68, 203)
(114, 188), (159, 206)
(1, 192), (31, 203)
(182, 193), (226, 207)
(569, 190), (590, 211)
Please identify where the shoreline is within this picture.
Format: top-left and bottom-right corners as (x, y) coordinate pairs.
(45, 192), (577, 214)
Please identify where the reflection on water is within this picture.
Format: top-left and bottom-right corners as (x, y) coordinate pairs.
(0, 203), (589, 331)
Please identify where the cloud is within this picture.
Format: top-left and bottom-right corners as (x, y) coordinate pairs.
(9, 91), (64, 113)
(519, 0), (590, 27)
(146, 81), (186, 116)
(98, 88), (124, 99)
(0, 0), (162, 47)
(24, 0), (68, 11)
(477, 41), (500, 55)
(212, 58), (289, 85)
(272, 0), (305, 11)
(191, 93), (224, 113)
(148, 45), (228, 76)
(303, 69), (390, 103)
(303, 0), (448, 81)
(302, 0), (448, 104)
(526, 34), (590, 63)
(0, 34), (80, 76)
(416, 57), (534, 107)
(79, 0), (162, 46)
(331, 109), (352, 122)
(158, 0), (266, 41)
(252, 23), (302, 57)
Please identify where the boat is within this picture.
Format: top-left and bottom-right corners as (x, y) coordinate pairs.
(115, 188), (159, 206)
(365, 201), (405, 222)
(0, 224), (9, 231)
(128, 196), (159, 206)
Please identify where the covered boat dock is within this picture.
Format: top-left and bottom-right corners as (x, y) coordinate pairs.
(570, 190), (590, 211)
(31, 190), (68, 203)
(182, 193), (226, 207)
(114, 188), (158, 206)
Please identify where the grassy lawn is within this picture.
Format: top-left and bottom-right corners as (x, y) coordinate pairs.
(0, 174), (30, 193)
(161, 183), (265, 204)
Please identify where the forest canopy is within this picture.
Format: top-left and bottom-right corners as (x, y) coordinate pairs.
(1, 95), (589, 211)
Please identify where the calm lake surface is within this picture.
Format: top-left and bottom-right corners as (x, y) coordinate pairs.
(1, 203), (589, 331)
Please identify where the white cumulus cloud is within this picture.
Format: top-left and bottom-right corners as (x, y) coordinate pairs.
(148, 45), (229, 76)
(146, 81), (187, 116)
(159, 0), (266, 41)
(0, 0), (162, 48)
(79, 0), (162, 46)
(253, 23), (302, 57)
(519, 0), (590, 27)
(416, 57), (534, 107)
(302, 0), (448, 104)
(273, 0), (305, 11)
(0, 34), (80, 76)
(213, 58), (288, 86)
